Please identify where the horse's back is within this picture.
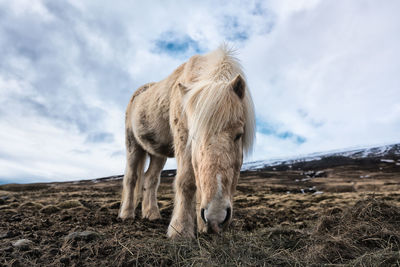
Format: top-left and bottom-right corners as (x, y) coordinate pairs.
(126, 81), (174, 158)
(124, 55), (207, 158)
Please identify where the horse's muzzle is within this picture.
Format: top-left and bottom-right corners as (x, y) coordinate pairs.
(201, 207), (231, 234)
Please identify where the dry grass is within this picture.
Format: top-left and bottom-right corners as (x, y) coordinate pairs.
(44, 198), (400, 266)
(307, 197), (400, 265)
(1, 158), (400, 266)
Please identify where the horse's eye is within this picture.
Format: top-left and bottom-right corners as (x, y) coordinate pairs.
(234, 133), (243, 142)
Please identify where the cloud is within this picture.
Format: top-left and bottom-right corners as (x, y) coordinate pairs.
(242, 0), (400, 160)
(0, 0), (399, 183)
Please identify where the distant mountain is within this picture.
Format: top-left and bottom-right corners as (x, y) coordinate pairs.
(71, 143), (400, 183)
(242, 143), (400, 171)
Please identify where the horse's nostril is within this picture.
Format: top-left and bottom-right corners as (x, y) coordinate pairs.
(201, 208), (207, 223)
(221, 207), (231, 226)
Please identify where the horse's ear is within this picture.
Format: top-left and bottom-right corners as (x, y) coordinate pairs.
(230, 74), (245, 99)
(178, 83), (189, 95)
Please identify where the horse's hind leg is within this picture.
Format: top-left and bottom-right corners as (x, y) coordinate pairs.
(119, 132), (147, 220)
(142, 155), (167, 220)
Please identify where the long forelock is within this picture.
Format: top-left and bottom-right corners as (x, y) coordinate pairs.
(182, 46), (255, 156)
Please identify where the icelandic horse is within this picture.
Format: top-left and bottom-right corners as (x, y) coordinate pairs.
(119, 46), (255, 238)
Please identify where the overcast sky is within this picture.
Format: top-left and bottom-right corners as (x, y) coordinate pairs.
(1, 0), (399, 184)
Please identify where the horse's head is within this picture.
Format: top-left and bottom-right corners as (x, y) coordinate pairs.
(182, 74), (255, 234)
(194, 120), (243, 234)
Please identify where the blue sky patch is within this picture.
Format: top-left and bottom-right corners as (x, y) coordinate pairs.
(223, 16), (249, 42)
(86, 132), (114, 143)
(154, 32), (202, 56)
(257, 120), (306, 144)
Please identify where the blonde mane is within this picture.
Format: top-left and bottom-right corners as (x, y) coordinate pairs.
(182, 46), (255, 156)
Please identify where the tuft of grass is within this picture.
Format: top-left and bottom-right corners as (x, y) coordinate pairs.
(305, 197), (400, 264)
(110, 230), (301, 266)
(349, 249), (400, 266)
(0, 183), (49, 192)
(57, 200), (82, 209)
(18, 202), (43, 210)
(40, 205), (60, 214)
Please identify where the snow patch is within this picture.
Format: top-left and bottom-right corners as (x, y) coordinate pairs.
(242, 143), (400, 171)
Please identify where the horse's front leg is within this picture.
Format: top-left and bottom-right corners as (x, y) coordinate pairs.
(167, 161), (196, 239)
(196, 190), (207, 233)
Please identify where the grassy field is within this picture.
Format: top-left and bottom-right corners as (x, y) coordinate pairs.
(1, 156), (400, 266)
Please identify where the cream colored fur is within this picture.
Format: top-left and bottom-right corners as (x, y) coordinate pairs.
(119, 46), (255, 239)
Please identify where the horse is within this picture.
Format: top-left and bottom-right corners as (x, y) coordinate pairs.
(118, 46), (255, 238)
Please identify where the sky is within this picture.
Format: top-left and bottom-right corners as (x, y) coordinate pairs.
(0, 0), (399, 184)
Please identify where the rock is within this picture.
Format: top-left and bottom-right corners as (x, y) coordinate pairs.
(40, 205), (60, 214)
(64, 231), (100, 242)
(302, 170), (327, 178)
(315, 171), (327, 177)
(303, 170), (315, 177)
(12, 239), (33, 250)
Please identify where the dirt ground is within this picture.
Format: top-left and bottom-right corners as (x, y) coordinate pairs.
(1, 156), (400, 266)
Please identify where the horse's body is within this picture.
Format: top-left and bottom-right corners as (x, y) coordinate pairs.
(119, 46), (255, 238)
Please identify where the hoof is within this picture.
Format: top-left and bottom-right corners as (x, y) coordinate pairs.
(143, 208), (161, 221)
(167, 224), (195, 239)
(197, 223), (208, 233)
(118, 209), (135, 220)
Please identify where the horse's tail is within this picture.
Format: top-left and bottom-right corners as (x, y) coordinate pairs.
(133, 153), (147, 210)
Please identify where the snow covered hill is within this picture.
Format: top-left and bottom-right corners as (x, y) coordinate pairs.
(242, 143), (400, 171)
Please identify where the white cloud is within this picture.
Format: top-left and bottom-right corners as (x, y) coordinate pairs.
(242, 0), (400, 159)
(0, 0), (399, 183)
(6, 0), (55, 22)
